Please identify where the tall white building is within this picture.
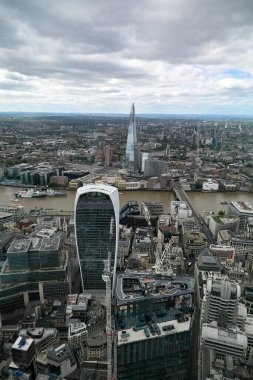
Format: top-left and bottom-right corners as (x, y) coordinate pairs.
(201, 276), (242, 326)
(200, 275), (248, 379)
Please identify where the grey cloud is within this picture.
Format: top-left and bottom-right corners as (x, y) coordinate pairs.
(0, 81), (34, 91)
(0, 0), (129, 53)
(1, 0), (253, 72)
(1, 48), (148, 84)
(0, 0), (253, 113)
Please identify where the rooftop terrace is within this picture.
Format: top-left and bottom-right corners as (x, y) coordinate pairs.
(116, 272), (195, 306)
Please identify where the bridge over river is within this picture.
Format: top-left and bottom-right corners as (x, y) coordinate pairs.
(173, 184), (214, 246)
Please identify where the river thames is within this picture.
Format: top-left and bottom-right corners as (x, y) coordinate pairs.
(0, 186), (252, 215)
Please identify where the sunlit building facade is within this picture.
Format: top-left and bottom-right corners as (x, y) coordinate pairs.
(74, 184), (119, 291)
(125, 103), (139, 172)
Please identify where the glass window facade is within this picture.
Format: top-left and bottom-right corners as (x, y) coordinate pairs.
(75, 190), (117, 290)
(116, 275), (194, 379)
(117, 331), (190, 380)
(125, 103), (139, 172)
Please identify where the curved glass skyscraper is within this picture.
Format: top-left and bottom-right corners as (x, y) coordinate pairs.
(74, 184), (119, 291)
(125, 103), (139, 172)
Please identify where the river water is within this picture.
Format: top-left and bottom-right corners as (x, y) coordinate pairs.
(0, 186), (252, 215)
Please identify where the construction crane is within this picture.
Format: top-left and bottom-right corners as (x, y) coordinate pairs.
(102, 216), (117, 380)
(113, 327), (117, 380)
(102, 251), (113, 380)
(154, 240), (163, 272)
(154, 242), (173, 276)
(141, 201), (155, 261)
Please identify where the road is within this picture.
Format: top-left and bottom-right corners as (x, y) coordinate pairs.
(173, 184), (214, 246)
(173, 183), (213, 379)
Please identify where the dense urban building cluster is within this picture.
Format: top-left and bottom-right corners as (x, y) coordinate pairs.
(0, 108), (252, 379)
(0, 110), (253, 192)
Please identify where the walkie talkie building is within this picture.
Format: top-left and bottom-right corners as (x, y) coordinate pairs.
(74, 184), (119, 291)
(125, 103), (139, 172)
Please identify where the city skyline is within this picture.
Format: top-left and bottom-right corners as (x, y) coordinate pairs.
(0, 111), (253, 378)
(1, 0), (253, 115)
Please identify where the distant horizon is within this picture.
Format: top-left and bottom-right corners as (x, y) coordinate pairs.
(1, 111), (253, 120)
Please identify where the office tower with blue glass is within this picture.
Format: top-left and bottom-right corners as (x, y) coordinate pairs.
(116, 273), (195, 379)
(74, 184), (119, 291)
(125, 103), (139, 172)
(0, 235), (70, 314)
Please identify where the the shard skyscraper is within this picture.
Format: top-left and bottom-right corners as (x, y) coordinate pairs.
(125, 103), (139, 172)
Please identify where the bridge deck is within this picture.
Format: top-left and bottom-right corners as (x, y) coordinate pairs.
(172, 185), (214, 246)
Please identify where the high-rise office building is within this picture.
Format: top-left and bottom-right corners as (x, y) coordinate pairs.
(125, 103), (139, 172)
(0, 236), (69, 314)
(201, 276), (241, 327)
(12, 336), (36, 369)
(74, 184), (119, 291)
(116, 273), (195, 379)
(200, 275), (249, 379)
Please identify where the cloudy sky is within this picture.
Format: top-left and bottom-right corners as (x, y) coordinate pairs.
(1, 0), (253, 114)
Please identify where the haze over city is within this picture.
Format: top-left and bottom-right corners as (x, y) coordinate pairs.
(1, 0), (253, 115)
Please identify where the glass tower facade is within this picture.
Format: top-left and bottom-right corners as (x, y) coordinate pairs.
(126, 103), (139, 172)
(116, 274), (195, 380)
(74, 184), (119, 291)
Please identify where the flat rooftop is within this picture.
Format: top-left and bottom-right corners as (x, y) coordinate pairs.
(212, 215), (238, 224)
(69, 322), (87, 335)
(197, 249), (220, 270)
(40, 236), (60, 251)
(86, 333), (106, 347)
(230, 201), (253, 213)
(8, 239), (31, 253)
(116, 272), (195, 305)
(118, 317), (191, 346)
(12, 336), (34, 351)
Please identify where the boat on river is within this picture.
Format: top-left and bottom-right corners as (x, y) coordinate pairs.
(14, 189), (46, 198)
(14, 188), (67, 198)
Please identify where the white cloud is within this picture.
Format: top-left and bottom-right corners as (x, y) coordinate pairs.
(0, 0), (253, 114)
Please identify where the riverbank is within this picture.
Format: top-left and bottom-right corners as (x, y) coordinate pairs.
(0, 181), (252, 194)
